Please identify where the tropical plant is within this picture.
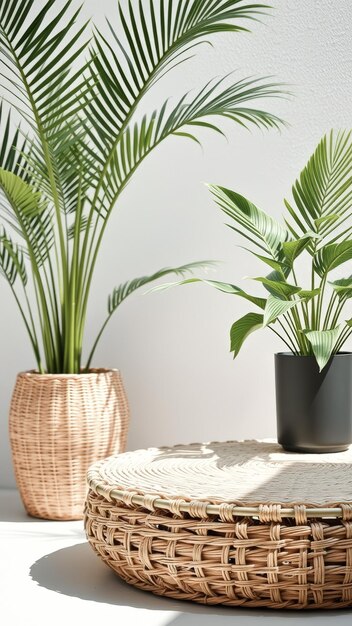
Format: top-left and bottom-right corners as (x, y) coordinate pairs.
(0, 0), (282, 374)
(155, 131), (352, 371)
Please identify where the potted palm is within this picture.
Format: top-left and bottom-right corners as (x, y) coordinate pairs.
(0, 0), (281, 519)
(160, 131), (352, 453)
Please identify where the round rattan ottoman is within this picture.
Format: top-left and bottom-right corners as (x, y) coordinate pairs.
(84, 440), (352, 610)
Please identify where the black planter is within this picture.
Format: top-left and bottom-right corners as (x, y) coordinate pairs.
(275, 352), (352, 453)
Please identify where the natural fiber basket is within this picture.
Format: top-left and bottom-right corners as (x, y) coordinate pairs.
(10, 369), (129, 520)
(85, 440), (352, 610)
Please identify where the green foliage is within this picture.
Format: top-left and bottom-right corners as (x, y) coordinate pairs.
(230, 312), (263, 357)
(304, 327), (342, 371)
(0, 0), (281, 373)
(206, 131), (352, 371)
(262, 295), (299, 327)
(210, 186), (289, 258)
(161, 132), (352, 370)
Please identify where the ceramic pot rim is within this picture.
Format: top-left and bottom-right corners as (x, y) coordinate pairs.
(275, 351), (352, 359)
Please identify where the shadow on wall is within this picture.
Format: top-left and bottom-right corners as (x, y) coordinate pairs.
(29, 542), (349, 623)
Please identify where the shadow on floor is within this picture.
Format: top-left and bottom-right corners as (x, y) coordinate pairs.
(0, 490), (44, 523)
(164, 613), (352, 625)
(0, 492), (83, 544)
(30, 542), (351, 622)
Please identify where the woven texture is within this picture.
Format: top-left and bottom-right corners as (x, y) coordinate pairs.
(10, 369), (129, 520)
(85, 440), (352, 609)
(86, 440), (352, 506)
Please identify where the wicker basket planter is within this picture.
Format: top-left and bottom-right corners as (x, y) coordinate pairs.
(9, 369), (129, 520)
(85, 440), (352, 610)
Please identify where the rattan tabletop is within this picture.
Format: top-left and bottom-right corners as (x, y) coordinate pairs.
(87, 440), (352, 518)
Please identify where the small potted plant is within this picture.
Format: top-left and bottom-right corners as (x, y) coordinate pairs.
(160, 131), (352, 453)
(0, 0), (281, 519)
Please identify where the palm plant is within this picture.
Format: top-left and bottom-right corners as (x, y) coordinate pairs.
(0, 0), (282, 374)
(157, 131), (352, 371)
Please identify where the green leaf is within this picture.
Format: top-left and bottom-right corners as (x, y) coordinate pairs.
(298, 288), (321, 301)
(88, 2), (283, 218)
(0, 168), (54, 267)
(0, 226), (27, 286)
(282, 234), (314, 267)
(172, 131), (202, 147)
(314, 214), (339, 229)
(209, 185), (288, 259)
(0, 168), (43, 219)
(85, 260), (217, 370)
(199, 280), (267, 309)
(241, 248), (288, 275)
(0, 0), (282, 374)
(304, 327), (342, 371)
(92, 75), (283, 218)
(230, 312), (263, 357)
(314, 240), (352, 277)
(107, 262), (215, 314)
(147, 277), (267, 309)
(252, 275), (301, 299)
(0, 103), (27, 174)
(328, 276), (352, 301)
(263, 294), (299, 327)
(285, 131), (352, 245)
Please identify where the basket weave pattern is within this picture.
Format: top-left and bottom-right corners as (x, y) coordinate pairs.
(10, 369), (129, 520)
(85, 492), (352, 609)
(84, 441), (352, 609)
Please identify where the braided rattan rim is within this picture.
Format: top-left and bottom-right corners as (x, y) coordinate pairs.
(17, 367), (120, 379)
(88, 481), (345, 518)
(87, 440), (352, 519)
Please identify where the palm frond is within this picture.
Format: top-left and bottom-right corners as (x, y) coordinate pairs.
(0, 224), (27, 286)
(107, 261), (212, 314)
(82, 1), (280, 221)
(93, 78), (283, 217)
(285, 130), (352, 248)
(0, 0), (281, 373)
(0, 102), (27, 174)
(0, 168), (54, 267)
(209, 184), (289, 259)
(0, 0), (90, 134)
(314, 240), (352, 277)
(0, 0), (93, 224)
(85, 260), (213, 368)
(86, 0), (270, 150)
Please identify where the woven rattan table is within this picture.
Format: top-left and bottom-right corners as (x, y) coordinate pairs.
(85, 440), (352, 610)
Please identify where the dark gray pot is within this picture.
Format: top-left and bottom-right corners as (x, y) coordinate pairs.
(275, 352), (352, 453)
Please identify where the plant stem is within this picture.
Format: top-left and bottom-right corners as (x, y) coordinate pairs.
(5, 38), (65, 371)
(66, 170), (83, 373)
(10, 283), (43, 372)
(292, 266), (309, 327)
(334, 326), (352, 353)
(277, 318), (299, 354)
(316, 275), (327, 329)
(286, 307), (307, 353)
(269, 325), (297, 354)
(323, 292), (338, 329)
(331, 298), (346, 329)
(85, 312), (113, 371)
(311, 242), (317, 329)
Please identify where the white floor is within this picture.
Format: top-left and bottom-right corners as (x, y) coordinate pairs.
(1, 490), (351, 626)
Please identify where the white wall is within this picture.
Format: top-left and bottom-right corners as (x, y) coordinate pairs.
(1, 1), (352, 487)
